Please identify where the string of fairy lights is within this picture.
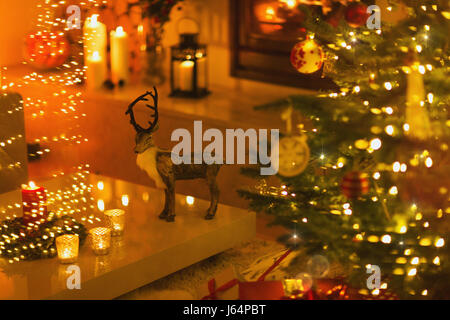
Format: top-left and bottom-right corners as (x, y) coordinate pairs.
(0, 0), (110, 263)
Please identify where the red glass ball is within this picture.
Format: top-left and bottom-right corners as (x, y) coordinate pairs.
(345, 3), (369, 28)
(25, 31), (70, 70)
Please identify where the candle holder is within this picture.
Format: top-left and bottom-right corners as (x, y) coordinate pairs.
(104, 209), (125, 236)
(89, 227), (111, 255)
(170, 19), (209, 98)
(56, 234), (79, 264)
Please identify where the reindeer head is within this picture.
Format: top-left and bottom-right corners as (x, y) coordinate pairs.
(125, 87), (159, 154)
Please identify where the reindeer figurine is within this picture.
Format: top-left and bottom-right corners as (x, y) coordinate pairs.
(125, 87), (221, 222)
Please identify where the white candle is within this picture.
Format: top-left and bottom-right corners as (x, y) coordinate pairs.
(86, 51), (107, 89)
(83, 14), (107, 67)
(179, 60), (194, 91)
(110, 26), (130, 84)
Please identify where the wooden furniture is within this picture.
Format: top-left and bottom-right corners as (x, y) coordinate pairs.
(229, 0), (336, 89)
(0, 173), (256, 299)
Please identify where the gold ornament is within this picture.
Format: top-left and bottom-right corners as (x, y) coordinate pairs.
(275, 106), (310, 177)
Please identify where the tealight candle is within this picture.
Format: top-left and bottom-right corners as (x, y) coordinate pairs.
(110, 26), (130, 84)
(56, 234), (79, 264)
(21, 181), (48, 227)
(104, 209), (125, 236)
(89, 227), (111, 255)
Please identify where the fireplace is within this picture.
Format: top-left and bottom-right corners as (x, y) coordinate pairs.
(230, 0), (335, 89)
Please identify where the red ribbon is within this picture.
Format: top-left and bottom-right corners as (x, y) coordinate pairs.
(201, 249), (293, 300)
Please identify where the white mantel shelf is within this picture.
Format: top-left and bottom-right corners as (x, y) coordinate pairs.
(0, 174), (256, 300)
(4, 65), (310, 130)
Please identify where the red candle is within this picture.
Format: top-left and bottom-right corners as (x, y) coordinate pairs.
(21, 181), (48, 227)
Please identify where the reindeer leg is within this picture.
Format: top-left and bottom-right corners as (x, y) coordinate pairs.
(205, 167), (220, 220)
(158, 188), (170, 220)
(165, 183), (176, 222)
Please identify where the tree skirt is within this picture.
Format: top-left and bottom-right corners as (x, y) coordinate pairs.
(117, 239), (345, 300)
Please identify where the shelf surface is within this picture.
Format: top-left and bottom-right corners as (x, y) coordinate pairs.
(0, 173), (256, 299)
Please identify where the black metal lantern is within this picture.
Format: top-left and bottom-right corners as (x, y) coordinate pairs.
(170, 32), (209, 98)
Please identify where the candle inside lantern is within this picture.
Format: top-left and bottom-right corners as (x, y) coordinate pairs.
(89, 227), (111, 255)
(110, 26), (130, 84)
(104, 209), (125, 236)
(56, 234), (79, 264)
(179, 60), (194, 91)
(21, 181), (48, 228)
(83, 14), (107, 66)
(86, 51), (107, 89)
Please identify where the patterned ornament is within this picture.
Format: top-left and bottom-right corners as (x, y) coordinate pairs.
(24, 31), (70, 70)
(341, 171), (370, 199)
(345, 2), (369, 28)
(290, 39), (325, 74)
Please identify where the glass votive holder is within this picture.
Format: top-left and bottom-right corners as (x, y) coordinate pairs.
(104, 209), (125, 236)
(55, 234), (79, 264)
(89, 227), (111, 255)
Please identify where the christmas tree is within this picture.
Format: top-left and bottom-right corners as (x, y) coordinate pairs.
(240, 0), (450, 299)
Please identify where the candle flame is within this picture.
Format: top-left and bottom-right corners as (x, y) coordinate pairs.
(90, 14), (99, 26)
(265, 6), (275, 19)
(29, 181), (36, 189)
(116, 26), (125, 36)
(91, 51), (101, 61)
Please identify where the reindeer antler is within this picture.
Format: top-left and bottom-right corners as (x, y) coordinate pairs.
(125, 87), (159, 133)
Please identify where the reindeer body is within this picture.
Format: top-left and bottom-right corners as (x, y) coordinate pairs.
(127, 88), (221, 222)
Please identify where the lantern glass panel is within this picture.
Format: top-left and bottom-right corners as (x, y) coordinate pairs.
(170, 40), (209, 98)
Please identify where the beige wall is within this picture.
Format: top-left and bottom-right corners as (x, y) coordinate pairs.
(0, 0), (36, 66)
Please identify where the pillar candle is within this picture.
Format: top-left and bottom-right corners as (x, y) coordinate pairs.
(83, 14), (107, 67)
(21, 181), (48, 227)
(86, 51), (107, 89)
(196, 57), (207, 89)
(110, 26), (130, 84)
(179, 60), (194, 91)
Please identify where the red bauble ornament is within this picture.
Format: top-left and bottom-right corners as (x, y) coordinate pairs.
(341, 171), (370, 199)
(345, 3), (369, 28)
(25, 31), (70, 70)
(290, 39), (324, 74)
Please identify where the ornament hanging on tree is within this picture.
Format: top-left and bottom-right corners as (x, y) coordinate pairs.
(290, 38), (324, 74)
(24, 31), (70, 70)
(405, 62), (432, 140)
(274, 105), (310, 177)
(345, 2), (369, 28)
(341, 171), (370, 199)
